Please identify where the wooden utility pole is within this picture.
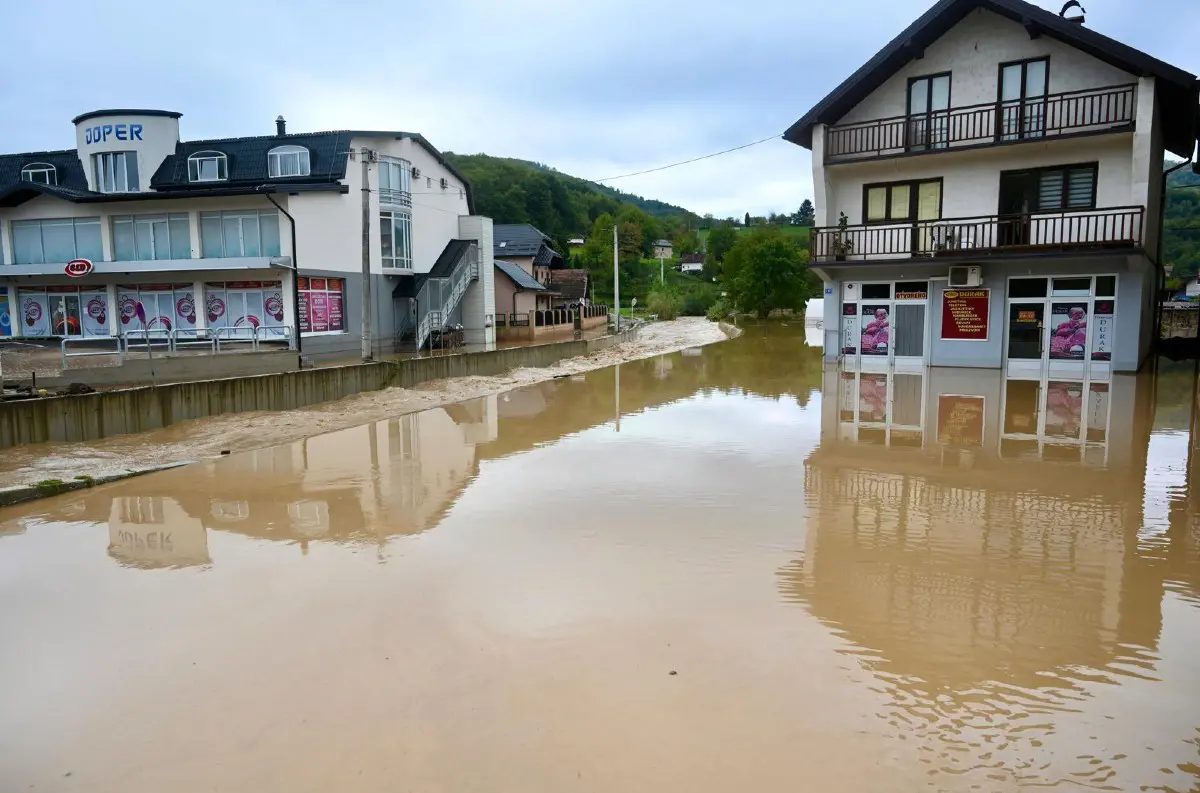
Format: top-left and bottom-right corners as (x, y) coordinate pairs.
(360, 147), (374, 361)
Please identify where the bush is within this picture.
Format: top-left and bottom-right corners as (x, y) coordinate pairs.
(646, 287), (684, 320)
(706, 298), (731, 322)
(680, 283), (720, 316)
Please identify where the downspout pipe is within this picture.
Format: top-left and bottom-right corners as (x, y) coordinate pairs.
(259, 187), (302, 362)
(1156, 157), (1192, 359)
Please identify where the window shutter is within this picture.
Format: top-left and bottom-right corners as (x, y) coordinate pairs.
(890, 184), (911, 219)
(867, 187), (887, 221)
(1037, 170), (1064, 211)
(1066, 168), (1094, 208)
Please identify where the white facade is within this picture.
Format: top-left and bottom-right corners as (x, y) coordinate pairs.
(0, 111), (495, 355)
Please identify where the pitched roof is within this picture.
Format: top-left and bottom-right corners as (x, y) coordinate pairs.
(0, 149), (91, 196)
(493, 224), (559, 258)
(680, 253), (705, 264)
(429, 239), (474, 278)
(549, 268), (589, 300)
(495, 259), (547, 291)
(653, 239), (673, 247)
(784, 0), (1200, 158)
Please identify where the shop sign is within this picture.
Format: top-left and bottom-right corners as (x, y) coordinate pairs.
(84, 124), (143, 144)
(1092, 300), (1114, 361)
(937, 395), (985, 448)
(941, 289), (990, 340)
(65, 258), (93, 277)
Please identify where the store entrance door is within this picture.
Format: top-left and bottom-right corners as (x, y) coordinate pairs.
(1006, 301), (1044, 377)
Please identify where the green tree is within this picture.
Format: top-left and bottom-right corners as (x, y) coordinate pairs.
(673, 227), (701, 255)
(744, 212), (751, 227)
(794, 199), (815, 227)
(722, 226), (813, 318)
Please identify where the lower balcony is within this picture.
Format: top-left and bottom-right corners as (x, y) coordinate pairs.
(809, 206), (1144, 264)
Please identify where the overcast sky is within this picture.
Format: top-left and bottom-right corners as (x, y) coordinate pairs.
(1, 0), (1196, 217)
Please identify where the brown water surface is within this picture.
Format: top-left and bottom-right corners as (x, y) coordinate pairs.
(1, 323), (1198, 791)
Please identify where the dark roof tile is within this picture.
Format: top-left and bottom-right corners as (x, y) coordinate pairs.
(495, 259), (546, 291)
(549, 269), (589, 300)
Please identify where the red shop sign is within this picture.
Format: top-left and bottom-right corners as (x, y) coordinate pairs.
(65, 258), (94, 277)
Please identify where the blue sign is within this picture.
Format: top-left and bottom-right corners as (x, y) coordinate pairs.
(824, 287), (834, 295)
(85, 124), (143, 144)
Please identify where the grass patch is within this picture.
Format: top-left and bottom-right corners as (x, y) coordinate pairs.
(34, 479), (67, 495)
(73, 475), (97, 488)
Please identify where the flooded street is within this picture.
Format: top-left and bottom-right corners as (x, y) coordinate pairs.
(2, 323), (1199, 792)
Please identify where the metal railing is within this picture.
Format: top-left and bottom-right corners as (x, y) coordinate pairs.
(61, 336), (124, 369)
(824, 83), (1137, 162)
(120, 329), (172, 353)
(810, 206), (1144, 262)
(415, 243), (480, 350)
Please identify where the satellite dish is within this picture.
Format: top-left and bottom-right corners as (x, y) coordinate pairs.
(1060, 0), (1085, 22)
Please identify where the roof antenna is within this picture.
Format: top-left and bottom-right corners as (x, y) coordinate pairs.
(1060, 0), (1085, 24)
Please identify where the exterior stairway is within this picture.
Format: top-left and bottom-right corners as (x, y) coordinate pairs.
(414, 243), (479, 351)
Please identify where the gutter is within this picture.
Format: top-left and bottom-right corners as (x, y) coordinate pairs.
(258, 186), (303, 361)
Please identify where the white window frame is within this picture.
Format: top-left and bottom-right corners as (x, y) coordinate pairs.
(199, 210), (281, 258)
(111, 213), (192, 261)
(93, 151), (139, 193)
(378, 158), (412, 207)
(267, 145), (311, 178)
(380, 209), (413, 269)
(10, 217), (103, 264)
(187, 151), (228, 182)
(20, 163), (57, 185)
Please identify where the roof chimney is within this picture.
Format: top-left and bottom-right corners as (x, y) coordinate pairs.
(276, 115), (286, 136)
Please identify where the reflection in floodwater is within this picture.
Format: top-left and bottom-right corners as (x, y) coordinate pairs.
(0, 323), (1198, 792)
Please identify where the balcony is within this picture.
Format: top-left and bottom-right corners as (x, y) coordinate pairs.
(809, 206), (1144, 264)
(823, 84), (1136, 163)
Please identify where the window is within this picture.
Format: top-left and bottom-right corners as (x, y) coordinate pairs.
(188, 151), (228, 182)
(863, 179), (942, 223)
(379, 158), (412, 205)
(998, 57), (1049, 140)
(20, 163), (57, 185)
(93, 151), (139, 193)
(11, 217), (102, 264)
(297, 277), (346, 334)
(112, 214), (192, 261)
(907, 73), (951, 150)
(199, 210), (281, 258)
(380, 209), (413, 269)
(1034, 165), (1096, 211)
(267, 145), (310, 178)
(15, 286), (109, 338)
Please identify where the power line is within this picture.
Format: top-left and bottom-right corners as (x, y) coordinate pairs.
(591, 134), (782, 183)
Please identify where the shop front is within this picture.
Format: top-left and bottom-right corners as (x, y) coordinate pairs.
(838, 280), (930, 371)
(1003, 275), (1116, 380)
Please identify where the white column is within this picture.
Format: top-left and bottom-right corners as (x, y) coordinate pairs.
(98, 210), (114, 262)
(192, 280), (207, 331)
(812, 125), (831, 228)
(457, 215), (495, 346)
(105, 283), (119, 336)
(0, 219), (13, 265)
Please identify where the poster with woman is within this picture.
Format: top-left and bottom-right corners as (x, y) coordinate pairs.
(860, 305), (890, 356)
(1049, 303), (1088, 359)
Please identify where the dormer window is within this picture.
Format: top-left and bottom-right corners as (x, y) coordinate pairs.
(188, 151), (228, 182)
(267, 145), (310, 178)
(21, 163), (57, 185)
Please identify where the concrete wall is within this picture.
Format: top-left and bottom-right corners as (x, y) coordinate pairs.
(0, 327), (639, 450)
(73, 111), (182, 194)
(458, 216), (496, 346)
(43, 349), (298, 388)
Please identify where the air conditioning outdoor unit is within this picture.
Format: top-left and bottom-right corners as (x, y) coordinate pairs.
(948, 265), (983, 287)
(440, 177), (449, 189)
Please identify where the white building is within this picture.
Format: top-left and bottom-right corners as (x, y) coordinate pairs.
(786, 0), (1198, 377)
(0, 110), (495, 357)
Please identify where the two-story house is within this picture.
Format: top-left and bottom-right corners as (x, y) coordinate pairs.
(787, 0), (1198, 378)
(0, 109), (496, 357)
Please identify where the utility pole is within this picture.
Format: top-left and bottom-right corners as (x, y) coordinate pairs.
(612, 222), (620, 331)
(360, 147), (374, 361)
(659, 254), (665, 286)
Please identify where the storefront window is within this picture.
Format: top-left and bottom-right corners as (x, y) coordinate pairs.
(297, 277), (346, 334)
(117, 284), (197, 335)
(204, 281), (286, 337)
(16, 286), (109, 337)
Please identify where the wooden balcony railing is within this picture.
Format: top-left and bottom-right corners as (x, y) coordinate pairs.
(810, 206), (1144, 263)
(824, 83), (1136, 162)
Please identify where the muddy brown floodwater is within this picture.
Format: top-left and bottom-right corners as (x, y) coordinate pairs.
(2, 322), (1199, 792)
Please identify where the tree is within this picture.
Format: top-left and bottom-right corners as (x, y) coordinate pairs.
(700, 213), (715, 230)
(673, 228), (701, 255)
(722, 226), (813, 318)
(707, 222), (737, 262)
(744, 212), (751, 228)
(795, 199), (815, 227)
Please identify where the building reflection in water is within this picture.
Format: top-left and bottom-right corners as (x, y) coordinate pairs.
(790, 362), (1200, 788)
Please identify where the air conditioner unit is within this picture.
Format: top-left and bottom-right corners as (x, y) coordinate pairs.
(411, 166), (420, 179)
(948, 265), (983, 287)
(439, 177), (449, 189)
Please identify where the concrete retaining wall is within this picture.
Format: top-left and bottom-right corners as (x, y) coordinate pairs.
(42, 350), (298, 389)
(1, 327), (638, 450)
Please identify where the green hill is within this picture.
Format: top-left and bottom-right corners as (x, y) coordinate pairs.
(1165, 165), (1200, 284)
(443, 153), (700, 251)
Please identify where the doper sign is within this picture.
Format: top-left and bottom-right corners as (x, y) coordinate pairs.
(84, 124), (144, 144)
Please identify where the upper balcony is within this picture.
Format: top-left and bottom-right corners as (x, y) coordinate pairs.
(823, 83), (1137, 164)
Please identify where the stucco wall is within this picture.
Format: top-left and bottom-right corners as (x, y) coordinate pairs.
(73, 112), (182, 194)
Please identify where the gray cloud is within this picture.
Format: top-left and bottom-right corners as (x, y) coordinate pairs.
(1, 0), (1196, 217)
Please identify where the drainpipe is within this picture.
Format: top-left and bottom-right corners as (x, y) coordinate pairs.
(1156, 157), (1192, 358)
(259, 187), (302, 363)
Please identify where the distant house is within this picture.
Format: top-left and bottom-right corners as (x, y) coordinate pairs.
(492, 224), (564, 310)
(549, 269), (589, 307)
(652, 239), (673, 259)
(679, 253), (704, 274)
(567, 237), (585, 247)
(495, 259), (552, 315)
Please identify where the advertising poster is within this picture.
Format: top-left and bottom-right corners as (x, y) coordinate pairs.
(1045, 380), (1084, 438)
(841, 303), (858, 355)
(0, 293), (10, 337)
(858, 373), (889, 422)
(1091, 300), (1113, 361)
(20, 292), (50, 336)
(937, 395), (985, 448)
(328, 282), (344, 332)
(940, 289), (990, 340)
(309, 291), (330, 333)
(298, 290), (310, 333)
(1049, 302), (1088, 359)
(860, 304), (890, 356)
(81, 291), (109, 337)
(175, 291), (197, 334)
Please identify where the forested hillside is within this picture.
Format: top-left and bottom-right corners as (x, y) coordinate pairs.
(443, 153), (700, 253)
(1165, 165), (1200, 285)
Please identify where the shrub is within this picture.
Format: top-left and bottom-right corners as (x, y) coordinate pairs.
(706, 298), (731, 322)
(680, 283), (720, 316)
(646, 287), (684, 320)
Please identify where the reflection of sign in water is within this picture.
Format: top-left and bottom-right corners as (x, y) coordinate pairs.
(841, 303), (858, 354)
(1045, 380), (1084, 438)
(941, 289), (989, 340)
(860, 304), (890, 356)
(108, 523), (210, 568)
(1092, 301), (1113, 361)
(937, 395), (985, 448)
(1049, 303), (1088, 360)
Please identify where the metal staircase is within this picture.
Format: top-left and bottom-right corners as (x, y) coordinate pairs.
(414, 243), (479, 351)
